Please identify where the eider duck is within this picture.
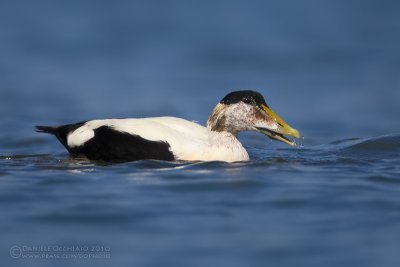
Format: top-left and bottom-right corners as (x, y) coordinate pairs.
(36, 90), (300, 163)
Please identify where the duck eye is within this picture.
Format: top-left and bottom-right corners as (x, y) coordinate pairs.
(242, 97), (254, 104)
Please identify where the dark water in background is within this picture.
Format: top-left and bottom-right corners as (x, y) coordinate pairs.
(1, 1), (400, 266)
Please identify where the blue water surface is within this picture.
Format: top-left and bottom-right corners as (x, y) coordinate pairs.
(1, 1), (400, 267)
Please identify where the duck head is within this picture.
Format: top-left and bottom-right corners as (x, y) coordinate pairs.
(207, 90), (300, 146)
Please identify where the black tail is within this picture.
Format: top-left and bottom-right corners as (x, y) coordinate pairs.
(35, 121), (87, 152)
(35, 125), (59, 134)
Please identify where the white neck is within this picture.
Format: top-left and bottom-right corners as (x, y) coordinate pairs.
(188, 130), (249, 162)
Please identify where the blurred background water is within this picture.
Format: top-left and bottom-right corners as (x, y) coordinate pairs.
(1, 1), (400, 266)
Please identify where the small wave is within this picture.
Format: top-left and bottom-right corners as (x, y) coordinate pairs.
(316, 134), (400, 153)
(342, 134), (400, 153)
(0, 154), (50, 160)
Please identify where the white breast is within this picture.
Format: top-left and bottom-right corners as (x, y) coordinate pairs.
(67, 117), (249, 162)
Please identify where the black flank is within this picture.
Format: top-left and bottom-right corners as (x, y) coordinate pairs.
(70, 126), (175, 162)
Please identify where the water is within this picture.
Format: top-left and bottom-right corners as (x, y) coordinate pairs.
(1, 1), (400, 266)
